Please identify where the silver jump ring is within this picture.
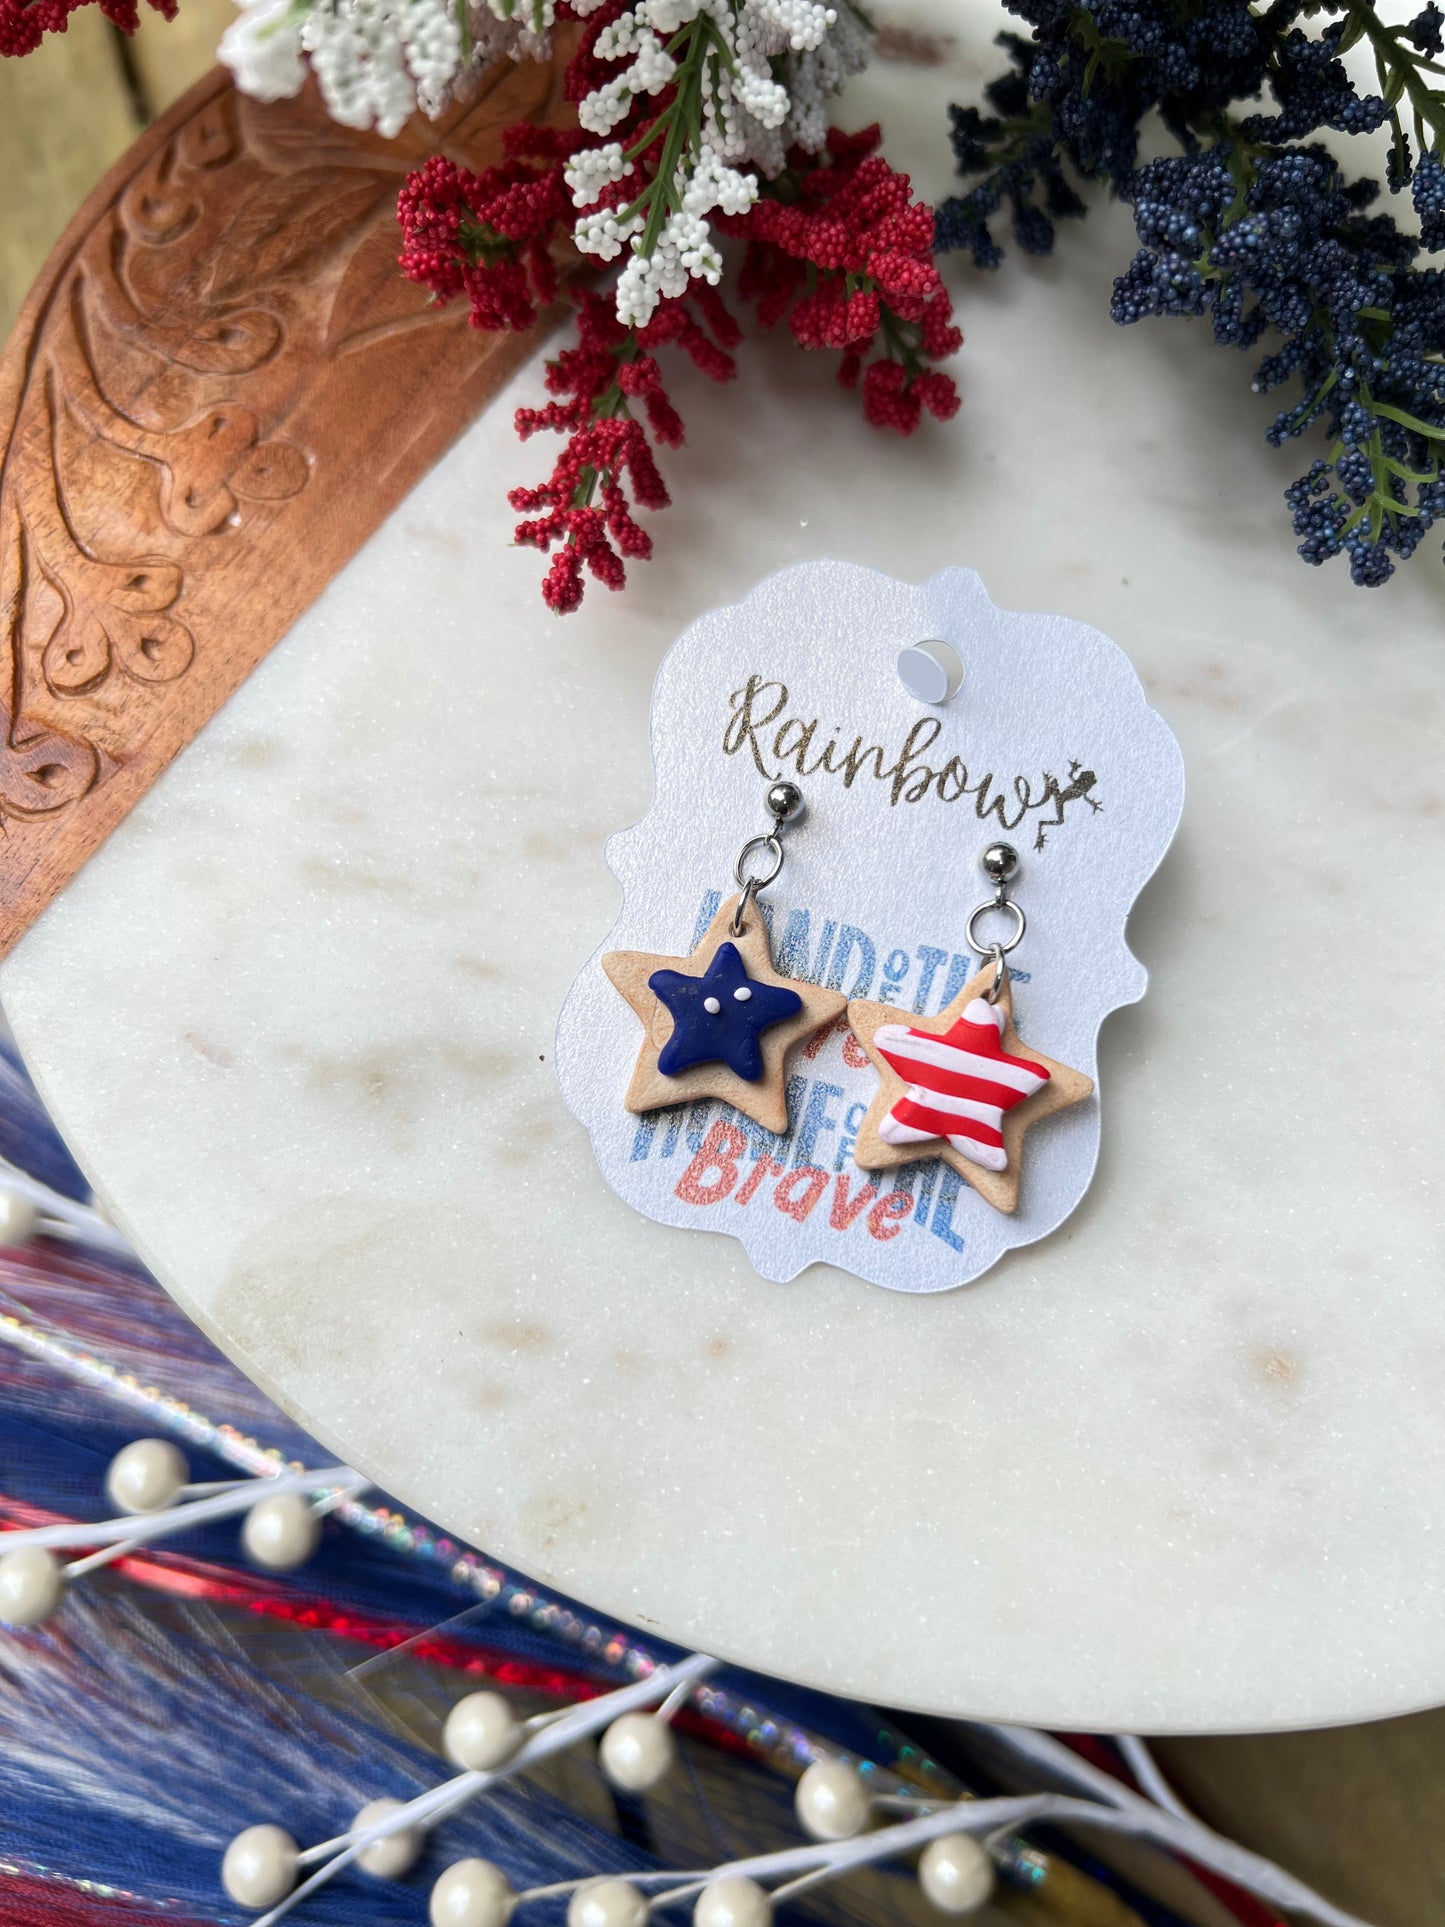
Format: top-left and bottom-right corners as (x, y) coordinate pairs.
(985, 943), (1007, 1005)
(731, 875), (761, 937)
(731, 834), (784, 936)
(964, 896), (1026, 958)
(734, 833), (785, 893)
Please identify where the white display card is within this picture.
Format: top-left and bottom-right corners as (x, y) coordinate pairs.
(556, 562), (1184, 1291)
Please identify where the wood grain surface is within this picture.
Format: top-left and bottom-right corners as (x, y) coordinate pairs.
(0, 0), (238, 340)
(0, 57), (568, 959)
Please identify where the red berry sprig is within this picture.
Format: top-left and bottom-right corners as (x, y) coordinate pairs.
(508, 288), (740, 613)
(398, 112), (961, 612)
(1, 0), (173, 56)
(730, 127), (962, 435)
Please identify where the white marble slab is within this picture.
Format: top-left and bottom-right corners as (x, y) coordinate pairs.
(4, 0), (1444, 1731)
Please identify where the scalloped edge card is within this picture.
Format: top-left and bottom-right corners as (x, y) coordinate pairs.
(554, 563), (1185, 1292)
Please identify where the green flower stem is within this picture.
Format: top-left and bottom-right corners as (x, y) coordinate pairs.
(1336, 0), (1445, 165)
(877, 304), (926, 379)
(615, 13), (728, 260)
(570, 337), (640, 514)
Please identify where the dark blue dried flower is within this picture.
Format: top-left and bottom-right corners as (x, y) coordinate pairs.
(938, 0), (1445, 589)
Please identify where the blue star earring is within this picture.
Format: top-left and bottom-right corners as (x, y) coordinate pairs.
(650, 942), (804, 1081)
(601, 783), (848, 1135)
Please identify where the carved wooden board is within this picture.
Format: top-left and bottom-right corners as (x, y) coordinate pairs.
(0, 60), (570, 958)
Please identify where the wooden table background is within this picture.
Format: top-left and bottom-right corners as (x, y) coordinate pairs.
(0, 0), (232, 337)
(2, 16), (1444, 1922)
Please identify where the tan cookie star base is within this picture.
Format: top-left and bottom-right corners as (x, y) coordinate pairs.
(603, 895), (846, 1134)
(847, 962), (1094, 1214)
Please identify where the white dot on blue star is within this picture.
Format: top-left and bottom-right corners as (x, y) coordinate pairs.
(649, 941), (804, 1083)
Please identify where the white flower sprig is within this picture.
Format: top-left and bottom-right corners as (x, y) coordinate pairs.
(219, 0), (554, 138)
(565, 0), (869, 324)
(220, 0), (870, 319)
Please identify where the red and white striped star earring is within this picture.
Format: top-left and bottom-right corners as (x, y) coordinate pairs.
(846, 842), (1094, 1215)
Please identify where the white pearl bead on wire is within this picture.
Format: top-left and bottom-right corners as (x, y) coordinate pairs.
(794, 1758), (871, 1841)
(599, 1710), (676, 1792)
(429, 1856), (516, 1927)
(917, 1833), (995, 1916)
(353, 1797), (424, 1878)
(221, 1824), (300, 1908)
(241, 1490), (322, 1571)
(0, 1187), (40, 1248)
(105, 1438), (189, 1515)
(443, 1690), (522, 1771)
(566, 1877), (647, 1927)
(693, 1874), (772, 1927)
(0, 1544), (66, 1626)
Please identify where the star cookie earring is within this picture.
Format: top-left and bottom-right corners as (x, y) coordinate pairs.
(846, 842), (1094, 1214)
(602, 783), (847, 1134)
